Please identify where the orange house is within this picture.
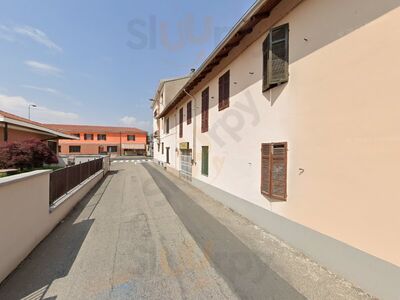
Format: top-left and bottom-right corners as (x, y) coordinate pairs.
(45, 124), (147, 157)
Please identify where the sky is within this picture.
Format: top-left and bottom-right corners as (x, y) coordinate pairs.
(0, 0), (254, 131)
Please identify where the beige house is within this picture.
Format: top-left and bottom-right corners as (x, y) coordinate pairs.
(152, 0), (400, 299)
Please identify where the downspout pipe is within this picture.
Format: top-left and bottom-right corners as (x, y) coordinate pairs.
(183, 89), (197, 165)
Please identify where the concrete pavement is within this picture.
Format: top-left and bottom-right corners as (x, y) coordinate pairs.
(0, 161), (373, 299)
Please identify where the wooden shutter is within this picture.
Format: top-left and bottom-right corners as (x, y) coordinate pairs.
(202, 146), (209, 176)
(218, 71), (230, 110)
(261, 142), (287, 200)
(166, 117), (169, 134)
(179, 108), (183, 138)
(271, 143), (287, 200)
(261, 143), (271, 196)
(187, 101), (192, 124)
(201, 88), (209, 132)
(262, 23), (289, 92)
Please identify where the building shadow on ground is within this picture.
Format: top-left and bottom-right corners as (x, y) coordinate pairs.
(0, 171), (117, 300)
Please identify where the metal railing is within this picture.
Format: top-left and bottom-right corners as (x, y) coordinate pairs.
(49, 158), (103, 205)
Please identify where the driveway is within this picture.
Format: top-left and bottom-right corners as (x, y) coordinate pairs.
(0, 162), (372, 300)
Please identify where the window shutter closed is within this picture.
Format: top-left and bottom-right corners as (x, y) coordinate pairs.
(202, 88), (209, 132)
(271, 143), (287, 199)
(261, 143), (287, 200)
(179, 108), (183, 138)
(261, 143), (271, 196)
(187, 101), (192, 124)
(202, 146), (209, 176)
(218, 71), (230, 110)
(263, 23), (289, 92)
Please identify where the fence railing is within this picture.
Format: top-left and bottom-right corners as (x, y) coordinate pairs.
(49, 158), (103, 205)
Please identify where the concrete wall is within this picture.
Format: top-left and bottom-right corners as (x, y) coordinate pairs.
(0, 161), (107, 283)
(154, 0), (400, 298)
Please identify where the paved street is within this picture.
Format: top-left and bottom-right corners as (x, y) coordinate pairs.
(0, 162), (372, 300)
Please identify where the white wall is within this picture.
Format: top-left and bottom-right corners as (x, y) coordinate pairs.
(161, 0), (400, 269)
(0, 164), (106, 283)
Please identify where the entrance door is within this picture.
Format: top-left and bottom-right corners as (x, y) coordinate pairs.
(180, 149), (192, 181)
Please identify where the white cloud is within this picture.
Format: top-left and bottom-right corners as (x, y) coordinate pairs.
(120, 116), (150, 130)
(25, 60), (63, 76)
(22, 85), (63, 96)
(14, 26), (62, 52)
(0, 25), (15, 42)
(0, 94), (79, 123)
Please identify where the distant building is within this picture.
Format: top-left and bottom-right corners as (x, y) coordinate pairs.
(45, 124), (147, 157)
(0, 110), (77, 153)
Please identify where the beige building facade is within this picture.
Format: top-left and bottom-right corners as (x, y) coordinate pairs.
(152, 0), (400, 298)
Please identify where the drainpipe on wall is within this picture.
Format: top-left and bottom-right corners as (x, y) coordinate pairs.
(183, 89), (197, 165)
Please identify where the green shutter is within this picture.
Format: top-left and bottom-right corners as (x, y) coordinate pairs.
(202, 146), (209, 176)
(262, 23), (289, 92)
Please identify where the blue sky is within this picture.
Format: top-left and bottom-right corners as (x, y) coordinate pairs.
(0, 0), (254, 130)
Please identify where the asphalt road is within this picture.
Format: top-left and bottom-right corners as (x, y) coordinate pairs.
(0, 161), (372, 300)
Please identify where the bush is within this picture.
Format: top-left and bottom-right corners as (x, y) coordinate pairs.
(0, 139), (58, 170)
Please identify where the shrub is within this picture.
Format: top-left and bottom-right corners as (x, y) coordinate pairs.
(0, 139), (58, 170)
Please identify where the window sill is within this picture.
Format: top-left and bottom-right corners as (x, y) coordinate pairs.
(261, 192), (287, 202)
(218, 104), (229, 111)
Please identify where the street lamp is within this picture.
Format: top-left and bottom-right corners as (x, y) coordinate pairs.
(28, 104), (37, 120)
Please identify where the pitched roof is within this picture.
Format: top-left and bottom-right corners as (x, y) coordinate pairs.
(0, 110), (45, 127)
(0, 110), (78, 140)
(45, 124), (147, 135)
(157, 0), (283, 118)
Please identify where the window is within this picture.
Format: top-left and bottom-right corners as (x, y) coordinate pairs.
(107, 146), (118, 153)
(72, 133), (80, 138)
(166, 147), (170, 164)
(97, 134), (106, 141)
(218, 70), (230, 111)
(179, 108), (183, 138)
(158, 143), (160, 152)
(48, 141), (57, 154)
(127, 135), (136, 141)
(263, 23), (289, 92)
(162, 142), (164, 154)
(154, 110), (158, 118)
(201, 146), (209, 176)
(84, 134), (93, 140)
(165, 118), (170, 134)
(69, 145), (81, 153)
(201, 87), (209, 133)
(261, 143), (287, 201)
(58, 145), (61, 153)
(187, 101), (192, 124)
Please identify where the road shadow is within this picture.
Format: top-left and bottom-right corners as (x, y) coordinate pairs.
(0, 171), (117, 300)
(143, 164), (306, 300)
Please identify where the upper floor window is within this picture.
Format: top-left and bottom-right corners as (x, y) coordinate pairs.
(165, 117), (170, 134)
(97, 134), (106, 141)
(263, 23), (289, 92)
(127, 135), (136, 141)
(187, 101), (192, 124)
(84, 134), (94, 140)
(218, 70), (230, 111)
(201, 87), (209, 133)
(179, 108), (183, 138)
